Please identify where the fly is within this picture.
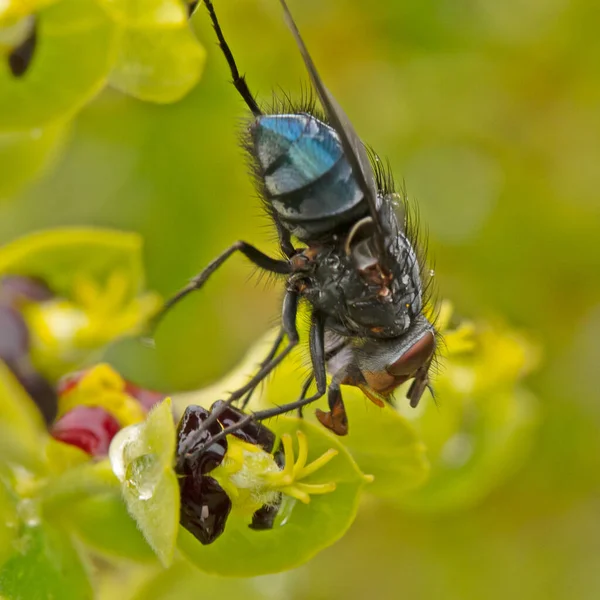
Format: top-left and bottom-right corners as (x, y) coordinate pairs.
(153, 0), (438, 436)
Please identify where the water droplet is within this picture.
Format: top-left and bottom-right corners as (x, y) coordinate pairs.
(125, 454), (161, 501)
(429, 269), (435, 277)
(109, 423), (144, 481)
(126, 454), (161, 500)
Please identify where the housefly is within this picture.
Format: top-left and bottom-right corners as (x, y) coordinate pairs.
(154, 0), (438, 435)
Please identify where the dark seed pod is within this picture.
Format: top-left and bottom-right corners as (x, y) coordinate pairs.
(0, 275), (54, 305)
(0, 305), (30, 365)
(176, 405), (226, 475)
(179, 473), (232, 545)
(13, 366), (58, 425)
(0, 304), (58, 424)
(8, 18), (37, 78)
(249, 498), (282, 531)
(175, 405), (232, 545)
(210, 399), (276, 452)
(175, 403), (285, 544)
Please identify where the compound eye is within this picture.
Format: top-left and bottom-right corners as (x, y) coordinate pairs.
(386, 331), (435, 378)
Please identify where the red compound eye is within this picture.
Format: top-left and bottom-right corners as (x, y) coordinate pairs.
(386, 331), (435, 379)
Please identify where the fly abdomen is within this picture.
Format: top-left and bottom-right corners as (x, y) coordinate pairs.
(251, 114), (367, 240)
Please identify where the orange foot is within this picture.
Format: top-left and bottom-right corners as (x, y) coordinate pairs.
(315, 401), (349, 436)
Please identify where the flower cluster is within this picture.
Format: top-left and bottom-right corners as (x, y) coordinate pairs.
(175, 402), (338, 544)
(52, 363), (165, 456)
(0, 0), (206, 201)
(0, 227), (540, 586)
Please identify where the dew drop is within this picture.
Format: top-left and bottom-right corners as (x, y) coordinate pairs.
(109, 423), (143, 482)
(125, 454), (161, 501)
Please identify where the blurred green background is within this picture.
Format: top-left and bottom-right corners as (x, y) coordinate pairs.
(2, 0), (599, 597)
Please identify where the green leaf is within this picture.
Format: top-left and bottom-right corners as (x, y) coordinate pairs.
(0, 120), (69, 201)
(0, 362), (48, 472)
(179, 416), (370, 577)
(128, 560), (269, 600)
(399, 387), (539, 512)
(0, 477), (18, 569)
(108, 24), (205, 103)
(0, 0), (119, 132)
(40, 459), (119, 516)
(109, 398), (179, 567)
(99, 0), (205, 103)
(396, 320), (541, 512)
(97, 0), (188, 27)
(68, 493), (157, 562)
(330, 387), (430, 499)
(0, 228), (146, 300)
(0, 522), (93, 600)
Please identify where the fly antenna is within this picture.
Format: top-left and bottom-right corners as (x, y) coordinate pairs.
(203, 0), (262, 116)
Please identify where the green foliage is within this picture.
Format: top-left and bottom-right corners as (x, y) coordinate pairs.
(0, 123), (69, 201)
(0, 228), (160, 379)
(0, 228), (146, 298)
(110, 398), (179, 567)
(0, 0), (118, 132)
(398, 319), (541, 511)
(0, 362), (48, 472)
(104, 0), (205, 103)
(0, 0), (205, 198)
(0, 523), (94, 600)
(179, 417), (371, 577)
(3, 0), (594, 596)
(68, 493), (156, 562)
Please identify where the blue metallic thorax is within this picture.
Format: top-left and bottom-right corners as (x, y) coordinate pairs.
(251, 113), (367, 240)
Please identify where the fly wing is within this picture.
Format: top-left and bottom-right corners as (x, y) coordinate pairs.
(278, 0), (388, 260)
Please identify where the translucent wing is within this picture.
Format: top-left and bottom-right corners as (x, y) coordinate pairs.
(278, 0), (387, 259)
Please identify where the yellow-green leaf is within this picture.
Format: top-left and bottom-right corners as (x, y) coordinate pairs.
(0, 228), (145, 300)
(179, 416), (371, 577)
(0, 361), (48, 472)
(108, 24), (205, 103)
(109, 398), (179, 567)
(0, 120), (69, 201)
(0, 0), (119, 132)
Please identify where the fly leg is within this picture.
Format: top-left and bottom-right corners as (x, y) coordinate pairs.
(147, 241), (290, 337)
(240, 328), (285, 409)
(296, 375), (314, 419)
(251, 312), (352, 436)
(224, 290), (300, 403)
(197, 290), (300, 433)
(315, 379), (348, 436)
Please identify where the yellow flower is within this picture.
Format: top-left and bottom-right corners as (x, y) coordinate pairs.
(211, 430), (338, 515)
(22, 270), (160, 380)
(57, 363), (146, 427)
